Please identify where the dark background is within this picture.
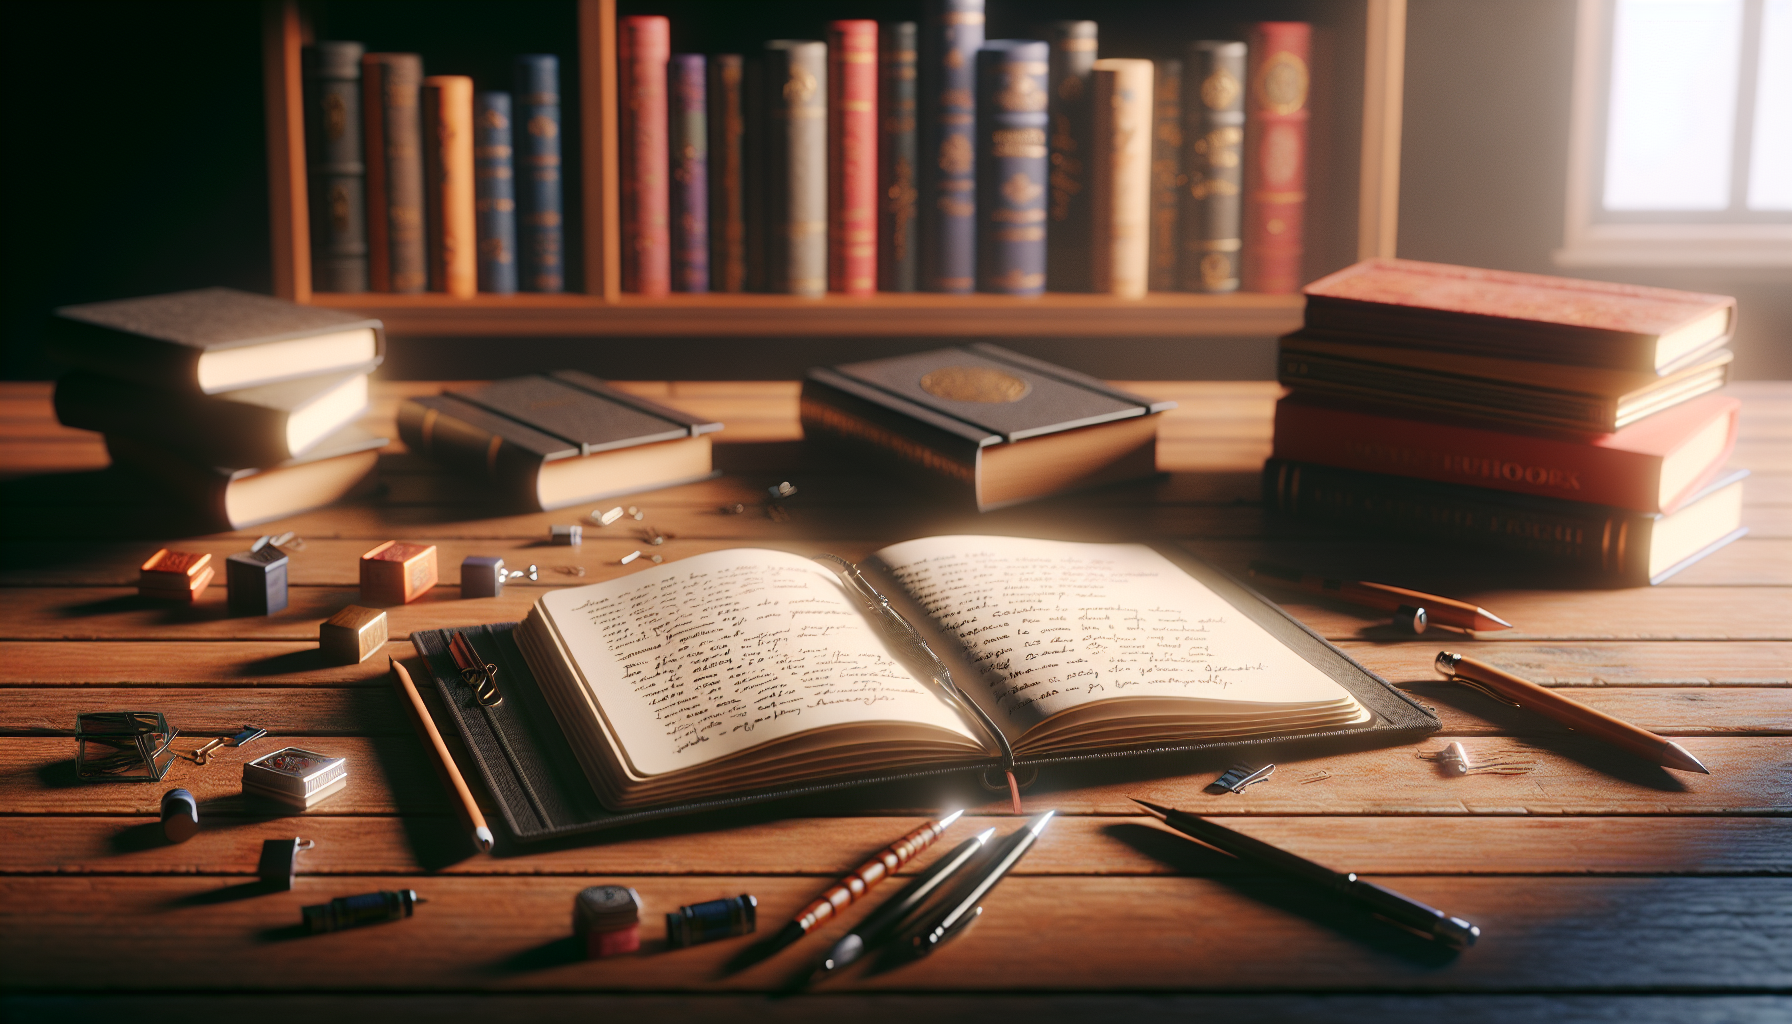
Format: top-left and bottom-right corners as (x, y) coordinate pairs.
(4, 0), (1786, 381)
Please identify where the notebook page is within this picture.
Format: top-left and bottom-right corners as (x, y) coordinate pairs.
(873, 536), (1361, 735)
(535, 548), (980, 778)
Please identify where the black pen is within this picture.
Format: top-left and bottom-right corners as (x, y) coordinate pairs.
(818, 827), (996, 973)
(908, 811), (1055, 955)
(1133, 799), (1479, 948)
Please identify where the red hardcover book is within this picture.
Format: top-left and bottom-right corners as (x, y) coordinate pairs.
(829, 20), (879, 295)
(422, 75), (477, 298)
(620, 16), (671, 296)
(1272, 391), (1741, 515)
(1241, 22), (1309, 294)
(1302, 258), (1737, 375)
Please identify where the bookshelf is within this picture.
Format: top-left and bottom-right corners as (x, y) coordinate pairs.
(262, 0), (1405, 340)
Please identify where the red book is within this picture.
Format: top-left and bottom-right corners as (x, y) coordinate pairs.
(1272, 391), (1741, 514)
(1302, 258), (1737, 375)
(1241, 22), (1309, 294)
(829, 20), (879, 295)
(620, 16), (671, 296)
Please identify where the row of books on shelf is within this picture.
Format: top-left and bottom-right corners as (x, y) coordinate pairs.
(1263, 259), (1746, 586)
(305, 3), (1315, 299)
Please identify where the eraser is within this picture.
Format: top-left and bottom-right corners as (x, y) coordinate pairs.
(320, 604), (388, 664)
(359, 541), (438, 605)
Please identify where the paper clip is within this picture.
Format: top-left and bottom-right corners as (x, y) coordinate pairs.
(1205, 762), (1276, 795)
(447, 632), (503, 707)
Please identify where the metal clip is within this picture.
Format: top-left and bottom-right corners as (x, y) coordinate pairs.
(1205, 762), (1276, 795)
(447, 632), (503, 707)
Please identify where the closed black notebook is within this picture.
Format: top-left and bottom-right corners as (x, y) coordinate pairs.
(411, 545), (1437, 843)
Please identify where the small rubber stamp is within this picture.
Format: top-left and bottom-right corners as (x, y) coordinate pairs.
(227, 538), (289, 616)
(461, 556), (506, 598)
(243, 747), (348, 809)
(359, 541), (438, 605)
(139, 549), (214, 603)
(550, 524), (582, 546)
(160, 788), (199, 842)
(574, 885), (643, 957)
(320, 605), (388, 664)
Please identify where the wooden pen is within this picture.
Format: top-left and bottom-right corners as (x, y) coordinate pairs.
(390, 658), (495, 851)
(1250, 561), (1513, 632)
(1435, 651), (1709, 774)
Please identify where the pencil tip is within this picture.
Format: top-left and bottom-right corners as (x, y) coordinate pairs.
(1477, 609), (1514, 630)
(1665, 742), (1711, 774)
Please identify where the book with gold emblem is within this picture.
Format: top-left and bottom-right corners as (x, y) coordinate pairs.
(800, 343), (1174, 510)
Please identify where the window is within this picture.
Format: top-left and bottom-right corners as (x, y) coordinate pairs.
(1558, 0), (1792, 266)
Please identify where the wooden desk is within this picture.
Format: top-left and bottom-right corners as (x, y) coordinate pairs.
(3, 380), (1788, 1022)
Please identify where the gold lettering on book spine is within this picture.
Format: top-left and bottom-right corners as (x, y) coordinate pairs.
(1255, 52), (1308, 115)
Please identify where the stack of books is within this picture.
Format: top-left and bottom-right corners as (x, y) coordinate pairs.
(49, 288), (389, 530)
(1266, 259), (1747, 586)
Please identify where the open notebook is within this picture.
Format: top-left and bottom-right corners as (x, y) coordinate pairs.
(412, 537), (1431, 833)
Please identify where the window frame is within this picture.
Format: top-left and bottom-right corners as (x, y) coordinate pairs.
(1556, 0), (1792, 268)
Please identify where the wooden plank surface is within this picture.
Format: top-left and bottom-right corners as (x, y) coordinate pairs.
(2, 379), (1789, 1014)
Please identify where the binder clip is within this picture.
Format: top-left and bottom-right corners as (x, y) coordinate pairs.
(1435, 741), (1471, 776)
(258, 836), (314, 891)
(447, 632), (503, 707)
(1205, 762), (1276, 795)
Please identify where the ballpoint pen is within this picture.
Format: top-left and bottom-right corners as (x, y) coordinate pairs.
(1436, 651), (1709, 773)
(773, 809), (966, 950)
(907, 811), (1055, 956)
(818, 826), (997, 973)
(1133, 799), (1480, 948)
(1249, 560), (1513, 633)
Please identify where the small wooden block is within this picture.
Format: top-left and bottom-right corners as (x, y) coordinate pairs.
(139, 549), (214, 602)
(359, 541), (438, 605)
(319, 605), (388, 664)
(227, 546), (289, 616)
(461, 555), (506, 599)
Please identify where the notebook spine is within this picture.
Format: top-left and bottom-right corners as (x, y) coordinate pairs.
(362, 53), (427, 293)
(474, 91), (519, 294)
(1147, 59), (1182, 293)
(1043, 21), (1096, 293)
(763, 41), (828, 297)
(829, 21), (879, 295)
(514, 54), (565, 293)
(1264, 459), (1656, 584)
(422, 76), (477, 298)
(305, 41), (368, 293)
(670, 53), (709, 293)
(878, 22), (919, 292)
(918, 0), (984, 294)
(707, 55), (746, 293)
(1090, 59), (1154, 298)
(975, 41), (1050, 296)
(1180, 41), (1247, 293)
(1241, 23), (1309, 294)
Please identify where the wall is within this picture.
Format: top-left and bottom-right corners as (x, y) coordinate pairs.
(1399, 0), (1791, 379)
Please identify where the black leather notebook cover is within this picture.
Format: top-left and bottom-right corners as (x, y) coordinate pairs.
(410, 546), (1438, 843)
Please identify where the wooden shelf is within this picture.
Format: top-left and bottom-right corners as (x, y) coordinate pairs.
(306, 291), (1304, 338)
(266, 0), (1404, 342)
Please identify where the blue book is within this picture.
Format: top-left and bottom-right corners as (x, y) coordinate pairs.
(918, 0), (984, 293)
(514, 55), (564, 293)
(975, 41), (1049, 295)
(474, 91), (519, 294)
